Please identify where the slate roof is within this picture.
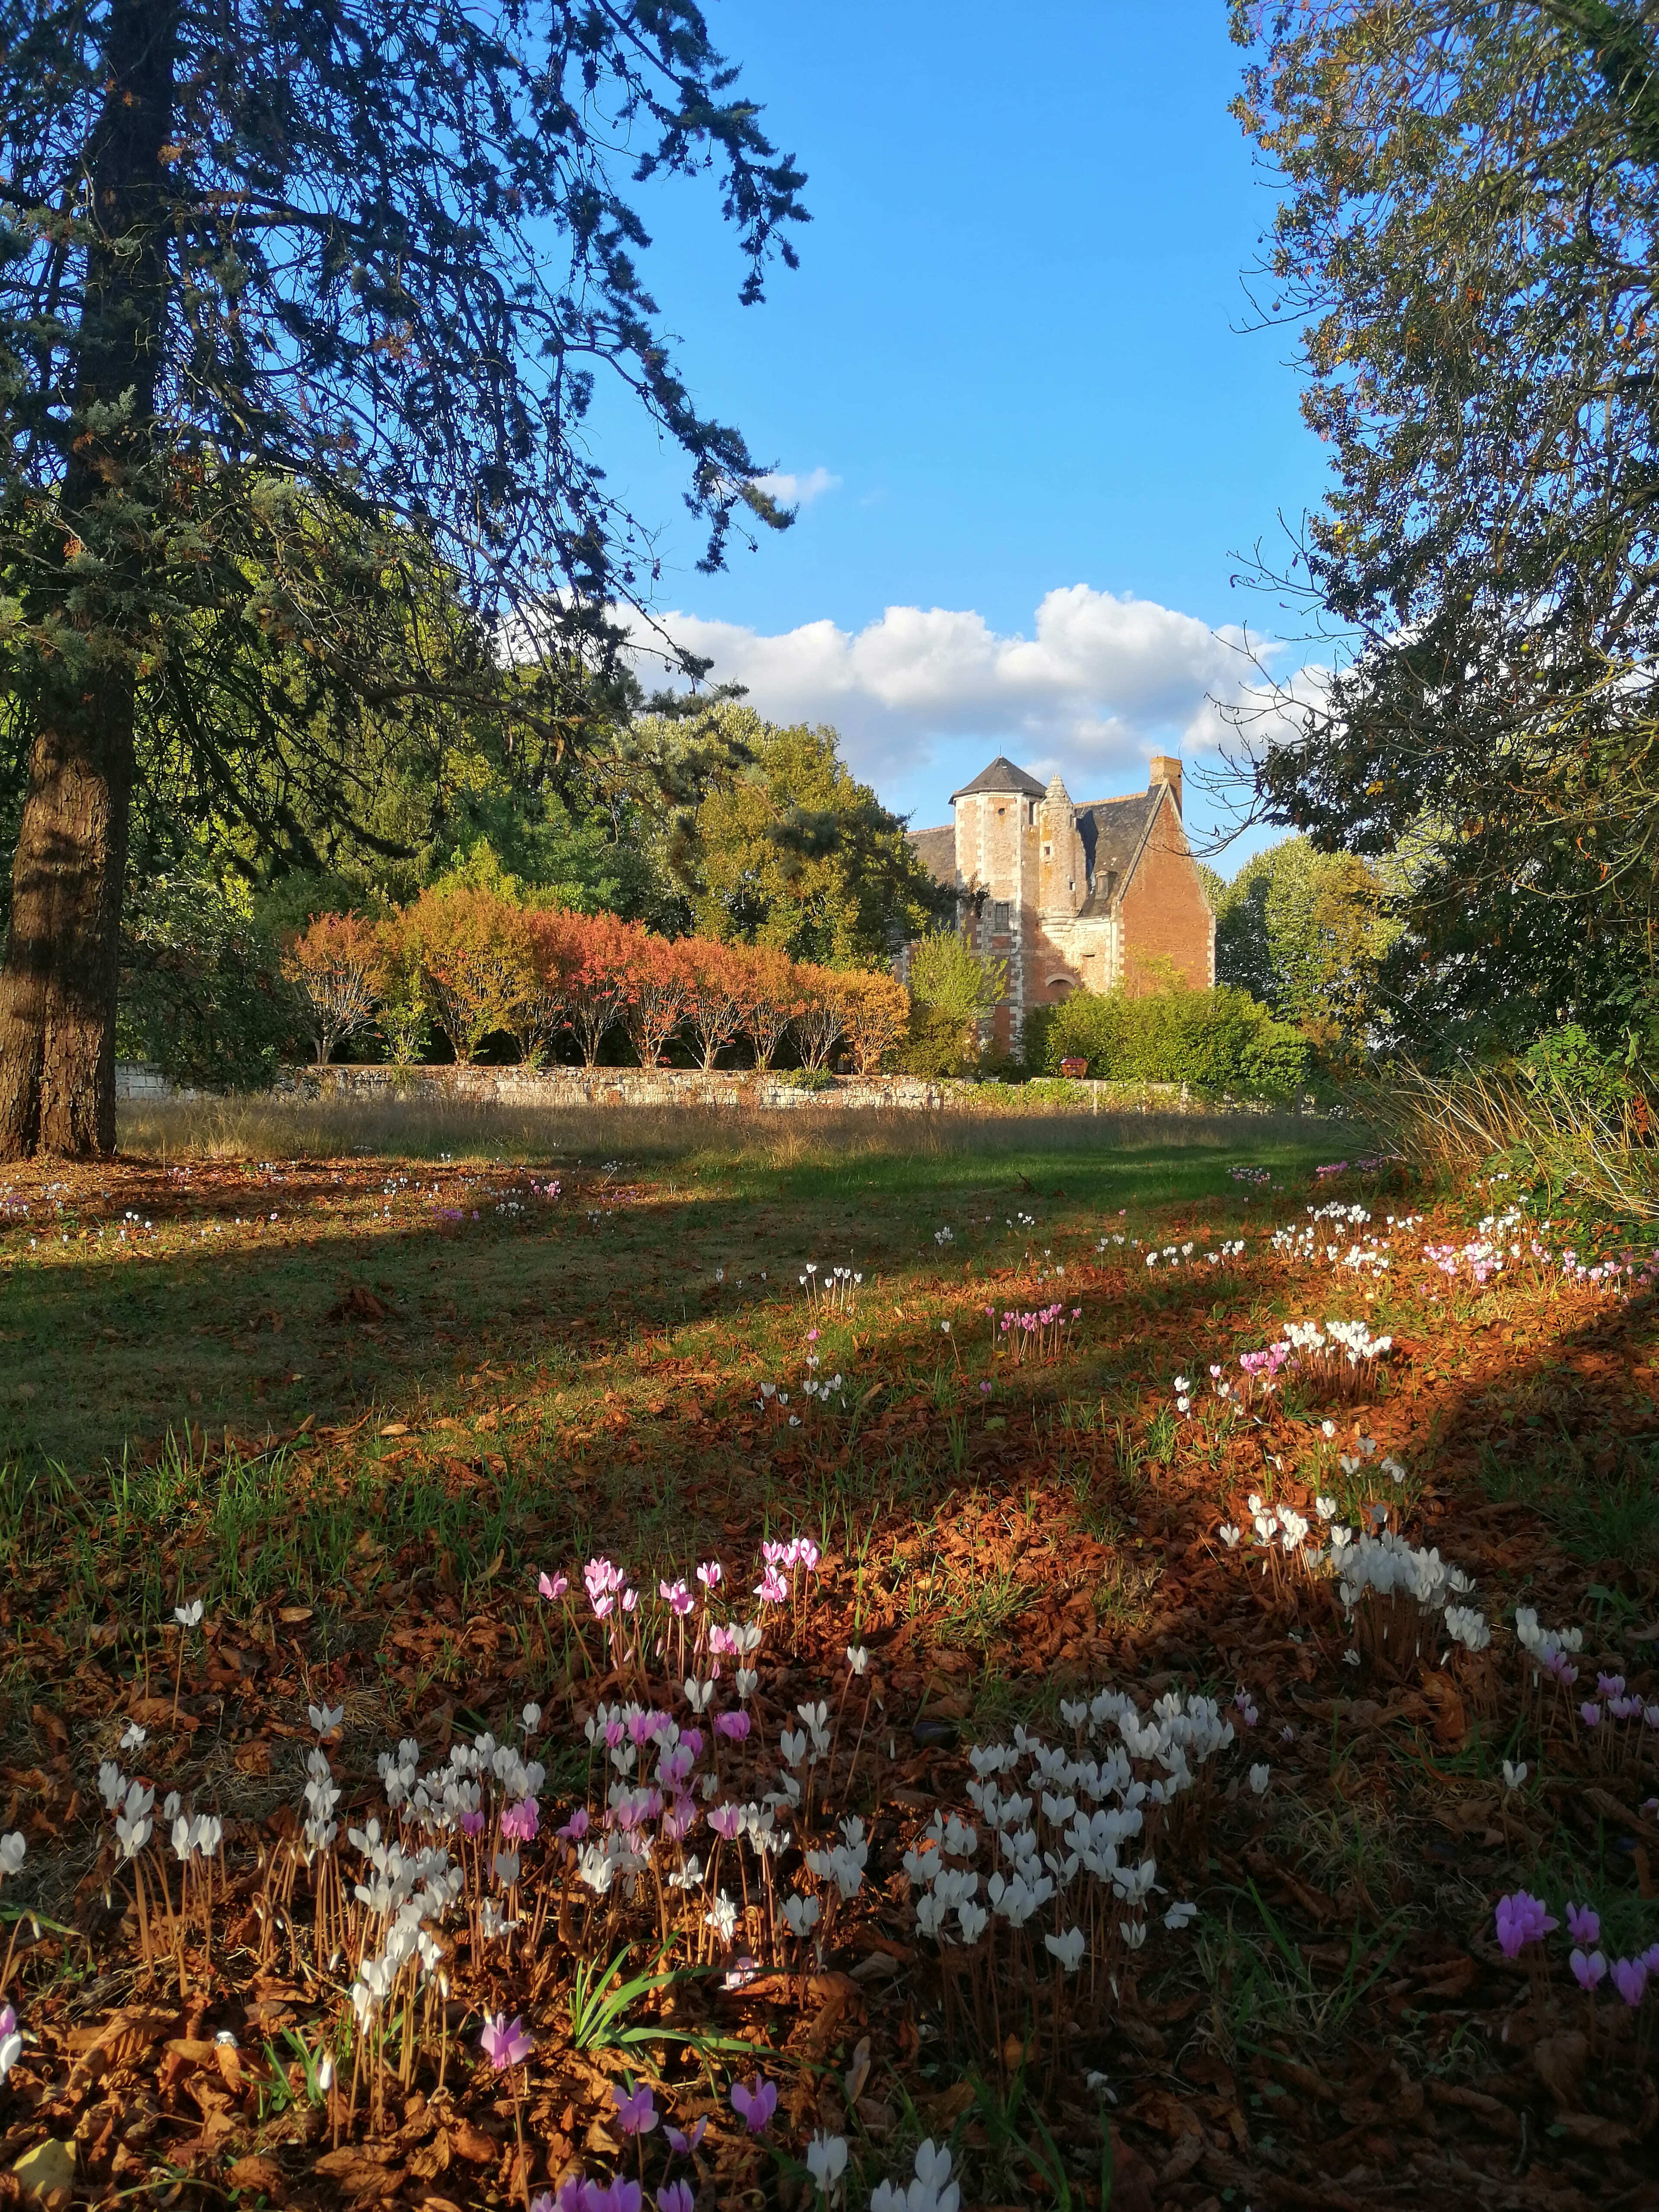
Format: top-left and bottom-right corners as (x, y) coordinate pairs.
(949, 755), (1048, 802)
(909, 825), (957, 887)
(905, 774), (1175, 909)
(1073, 789), (1164, 914)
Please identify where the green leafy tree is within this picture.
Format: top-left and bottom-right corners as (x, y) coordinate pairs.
(689, 711), (949, 966)
(118, 863), (298, 1091)
(1228, 0), (1659, 1063)
(900, 926), (1007, 1074)
(1217, 837), (1396, 1063)
(0, 0), (807, 1155)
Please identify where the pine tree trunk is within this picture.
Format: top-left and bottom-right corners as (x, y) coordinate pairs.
(0, 677), (136, 1157)
(0, 0), (175, 1158)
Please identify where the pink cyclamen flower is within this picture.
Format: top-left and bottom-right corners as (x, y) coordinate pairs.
(556, 1808), (589, 1843)
(708, 1802), (743, 1841)
(538, 1571), (569, 1601)
(681, 1729), (704, 1760)
(1565, 1901), (1600, 1947)
(754, 1569), (788, 1605)
(1611, 1957), (1648, 2007)
(658, 2185), (694, 2212)
(1494, 1891), (1557, 1959)
(660, 1579), (694, 1618)
(614, 2082), (658, 2135)
(697, 1562), (722, 1591)
(730, 2077), (777, 2133)
(979, 1380), (991, 1394)
(480, 2013), (533, 2069)
(795, 1538), (821, 1573)
(666, 2118), (708, 2157)
(622, 1587), (639, 1613)
(714, 1710), (751, 1742)
(500, 1798), (539, 1844)
(1571, 1948), (1607, 1995)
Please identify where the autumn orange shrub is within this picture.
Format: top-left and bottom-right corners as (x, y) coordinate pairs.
(736, 945), (801, 1069)
(792, 963), (849, 1071)
(681, 939), (749, 1071)
(840, 970), (911, 1074)
(400, 887), (533, 1063)
(560, 910), (636, 1066)
(281, 912), (381, 1065)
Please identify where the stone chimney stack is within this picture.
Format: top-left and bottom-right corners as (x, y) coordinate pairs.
(1148, 755), (1183, 816)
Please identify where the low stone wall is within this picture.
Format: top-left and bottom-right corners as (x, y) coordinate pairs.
(116, 1062), (200, 1103)
(270, 1063), (1293, 1116)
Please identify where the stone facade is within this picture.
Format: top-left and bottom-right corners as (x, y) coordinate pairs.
(908, 753), (1216, 1058)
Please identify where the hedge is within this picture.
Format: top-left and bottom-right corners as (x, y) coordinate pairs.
(282, 890), (911, 1075)
(1039, 983), (1309, 1097)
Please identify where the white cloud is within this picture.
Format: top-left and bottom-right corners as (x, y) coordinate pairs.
(629, 583), (1314, 814)
(749, 466), (841, 507)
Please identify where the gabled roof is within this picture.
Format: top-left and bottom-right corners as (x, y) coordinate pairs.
(950, 755), (1047, 802)
(1074, 790), (1165, 916)
(909, 825), (957, 887)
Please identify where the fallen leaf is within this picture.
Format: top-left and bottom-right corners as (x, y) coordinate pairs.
(1532, 2029), (1588, 2104)
(12, 2139), (74, 2199)
(449, 2118), (498, 2164)
(227, 2155), (288, 2203)
(1552, 2110), (1634, 2150)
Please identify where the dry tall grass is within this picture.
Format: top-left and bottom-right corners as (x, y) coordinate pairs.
(118, 1090), (1316, 1170)
(1354, 1061), (1659, 1220)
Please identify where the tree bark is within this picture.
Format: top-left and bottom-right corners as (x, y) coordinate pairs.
(0, 0), (176, 1159)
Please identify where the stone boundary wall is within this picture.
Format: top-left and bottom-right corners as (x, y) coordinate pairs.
(116, 1062), (200, 1103)
(264, 1063), (1306, 1117)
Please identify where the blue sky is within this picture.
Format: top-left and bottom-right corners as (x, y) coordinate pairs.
(591, 1), (1331, 869)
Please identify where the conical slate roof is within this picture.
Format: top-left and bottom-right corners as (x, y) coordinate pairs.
(950, 755), (1047, 802)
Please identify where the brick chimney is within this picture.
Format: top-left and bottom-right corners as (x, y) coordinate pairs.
(1148, 755), (1183, 815)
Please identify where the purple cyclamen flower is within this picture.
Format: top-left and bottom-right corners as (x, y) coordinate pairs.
(480, 2013), (533, 2069)
(557, 1807), (589, 1843)
(1598, 1673), (1625, 1698)
(1611, 1957), (1648, 2007)
(1571, 1948), (1607, 1995)
(1580, 1701), (1602, 1729)
(714, 1710), (751, 1742)
(1494, 1891), (1557, 1959)
(458, 1810), (486, 1839)
(666, 2118), (708, 2158)
(1566, 1901), (1601, 1947)
(614, 2082), (658, 2135)
(730, 2077), (778, 2133)
(658, 2185), (694, 2212)
(500, 1798), (539, 1843)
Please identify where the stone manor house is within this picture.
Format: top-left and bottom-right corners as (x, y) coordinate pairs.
(907, 753), (1215, 1059)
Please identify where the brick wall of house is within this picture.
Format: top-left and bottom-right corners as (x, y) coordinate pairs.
(1117, 788), (1215, 992)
